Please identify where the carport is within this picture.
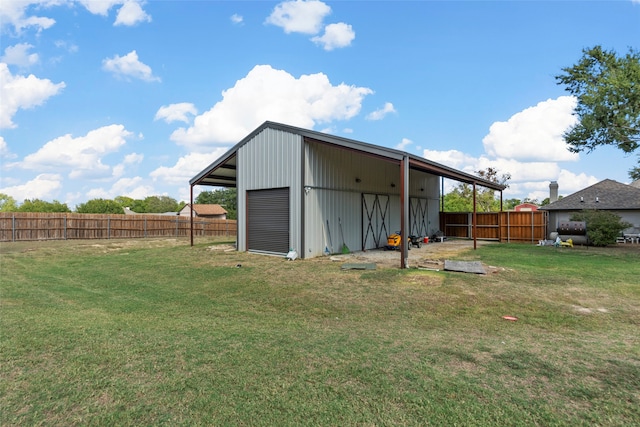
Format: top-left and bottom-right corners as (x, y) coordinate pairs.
(190, 121), (505, 268)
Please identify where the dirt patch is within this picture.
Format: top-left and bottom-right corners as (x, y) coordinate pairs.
(325, 239), (492, 270)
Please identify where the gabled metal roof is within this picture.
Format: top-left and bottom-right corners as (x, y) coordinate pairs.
(190, 121), (507, 191)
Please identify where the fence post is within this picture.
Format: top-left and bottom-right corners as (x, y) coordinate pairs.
(144, 217), (147, 238)
(175, 217), (178, 237)
(531, 211), (534, 243)
(12, 214), (15, 242)
(108, 216), (111, 239)
(64, 216), (67, 240)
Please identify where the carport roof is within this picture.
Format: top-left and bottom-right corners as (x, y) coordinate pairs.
(190, 121), (506, 191)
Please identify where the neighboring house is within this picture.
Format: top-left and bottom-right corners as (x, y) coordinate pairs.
(539, 179), (640, 238)
(514, 203), (538, 212)
(179, 204), (227, 220)
(189, 121), (505, 266)
(123, 207), (140, 215)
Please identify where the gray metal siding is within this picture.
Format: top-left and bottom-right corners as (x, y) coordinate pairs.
(303, 141), (442, 257)
(237, 128), (302, 252)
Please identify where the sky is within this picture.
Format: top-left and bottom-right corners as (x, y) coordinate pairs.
(1, 0), (639, 209)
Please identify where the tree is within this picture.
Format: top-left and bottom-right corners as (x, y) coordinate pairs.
(76, 198), (124, 214)
(0, 193), (18, 212)
(570, 210), (631, 247)
(144, 196), (180, 213)
(196, 188), (237, 219)
(18, 199), (71, 212)
(114, 196), (136, 208)
(443, 168), (510, 212)
(556, 45), (640, 180)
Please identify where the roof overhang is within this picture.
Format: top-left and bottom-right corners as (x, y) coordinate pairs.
(189, 121), (506, 192)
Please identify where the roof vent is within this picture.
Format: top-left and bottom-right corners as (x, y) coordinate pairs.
(595, 196), (599, 203)
(580, 197), (584, 203)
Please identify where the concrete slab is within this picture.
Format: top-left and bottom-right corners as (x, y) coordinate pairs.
(444, 260), (486, 274)
(341, 263), (377, 270)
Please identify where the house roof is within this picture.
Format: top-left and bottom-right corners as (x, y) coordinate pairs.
(187, 204), (227, 216)
(540, 179), (640, 211)
(190, 121), (506, 191)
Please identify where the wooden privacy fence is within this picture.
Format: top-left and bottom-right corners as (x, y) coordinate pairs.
(440, 211), (548, 243)
(0, 213), (237, 242)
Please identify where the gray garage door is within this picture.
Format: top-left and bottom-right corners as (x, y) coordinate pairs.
(247, 187), (290, 255)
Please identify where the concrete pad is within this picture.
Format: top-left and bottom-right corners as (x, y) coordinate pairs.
(341, 263), (377, 270)
(444, 260), (486, 274)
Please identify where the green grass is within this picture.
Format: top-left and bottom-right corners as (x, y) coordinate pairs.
(1, 239), (639, 426)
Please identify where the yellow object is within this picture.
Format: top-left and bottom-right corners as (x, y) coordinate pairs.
(560, 238), (573, 248)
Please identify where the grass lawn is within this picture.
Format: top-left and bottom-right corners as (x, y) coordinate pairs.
(1, 238), (639, 426)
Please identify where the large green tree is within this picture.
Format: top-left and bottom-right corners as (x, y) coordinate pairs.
(143, 196), (180, 213)
(442, 168), (510, 212)
(76, 198), (124, 214)
(0, 193), (18, 212)
(196, 188), (237, 219)
(17, 199), (71, 213)
(556, 45), (640, 180)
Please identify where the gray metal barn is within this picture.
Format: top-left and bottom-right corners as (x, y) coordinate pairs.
(190, 121), (504, 267)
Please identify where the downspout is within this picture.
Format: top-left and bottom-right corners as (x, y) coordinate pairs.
(190, 184), (194, 246)
(400, 156), (410, 268)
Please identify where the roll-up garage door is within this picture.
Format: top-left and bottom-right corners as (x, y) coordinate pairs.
(247, 188), (290, 255)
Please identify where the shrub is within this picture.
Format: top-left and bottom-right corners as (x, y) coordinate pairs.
(570, 210), (632, 246)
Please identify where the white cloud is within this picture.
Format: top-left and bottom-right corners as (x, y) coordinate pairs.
(0, 63), (66, 129)
(149, 150), (228, 186)
(77, 0), (122, 15)
(0, 173), (63, 201)
(266, 0), (331, 34)
(112, 152), (143, 178)
(396, 138), (412, 151)
(21, 124), (133, 179)
(0, 136), (17, 159)
(231, 14), (243, 24)
(54, 40), (79, 53)
(114, 1), (151, 26)
(422, 149), (478, 171)
(155, 103), (198, 124)
(366, 102), (396, 121)
(76, 0), (151, 26)
(482, 96), (579, 162)
(422, 96), (601, 201)
(1, 43), (39, 67)
(170, 65), (373, 149)
(102, 50), (160, 82)
(311, 22), (355, 50)
(123, 152), (144, 164)
(0, 1), (57, 33)
(86, 176), (154, 200)
(422, 147), (590, 201)
(1, 1), (151, 33)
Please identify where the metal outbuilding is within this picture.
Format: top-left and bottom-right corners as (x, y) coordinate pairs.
(190, 121), (505, 268)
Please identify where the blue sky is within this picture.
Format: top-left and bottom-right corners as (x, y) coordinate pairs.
(1, 0), (639, 208)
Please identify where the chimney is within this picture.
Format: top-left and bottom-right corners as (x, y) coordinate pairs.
(549, 181), (559, 203)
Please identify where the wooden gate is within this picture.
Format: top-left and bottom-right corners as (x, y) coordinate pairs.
(440, 211), (548, 243)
